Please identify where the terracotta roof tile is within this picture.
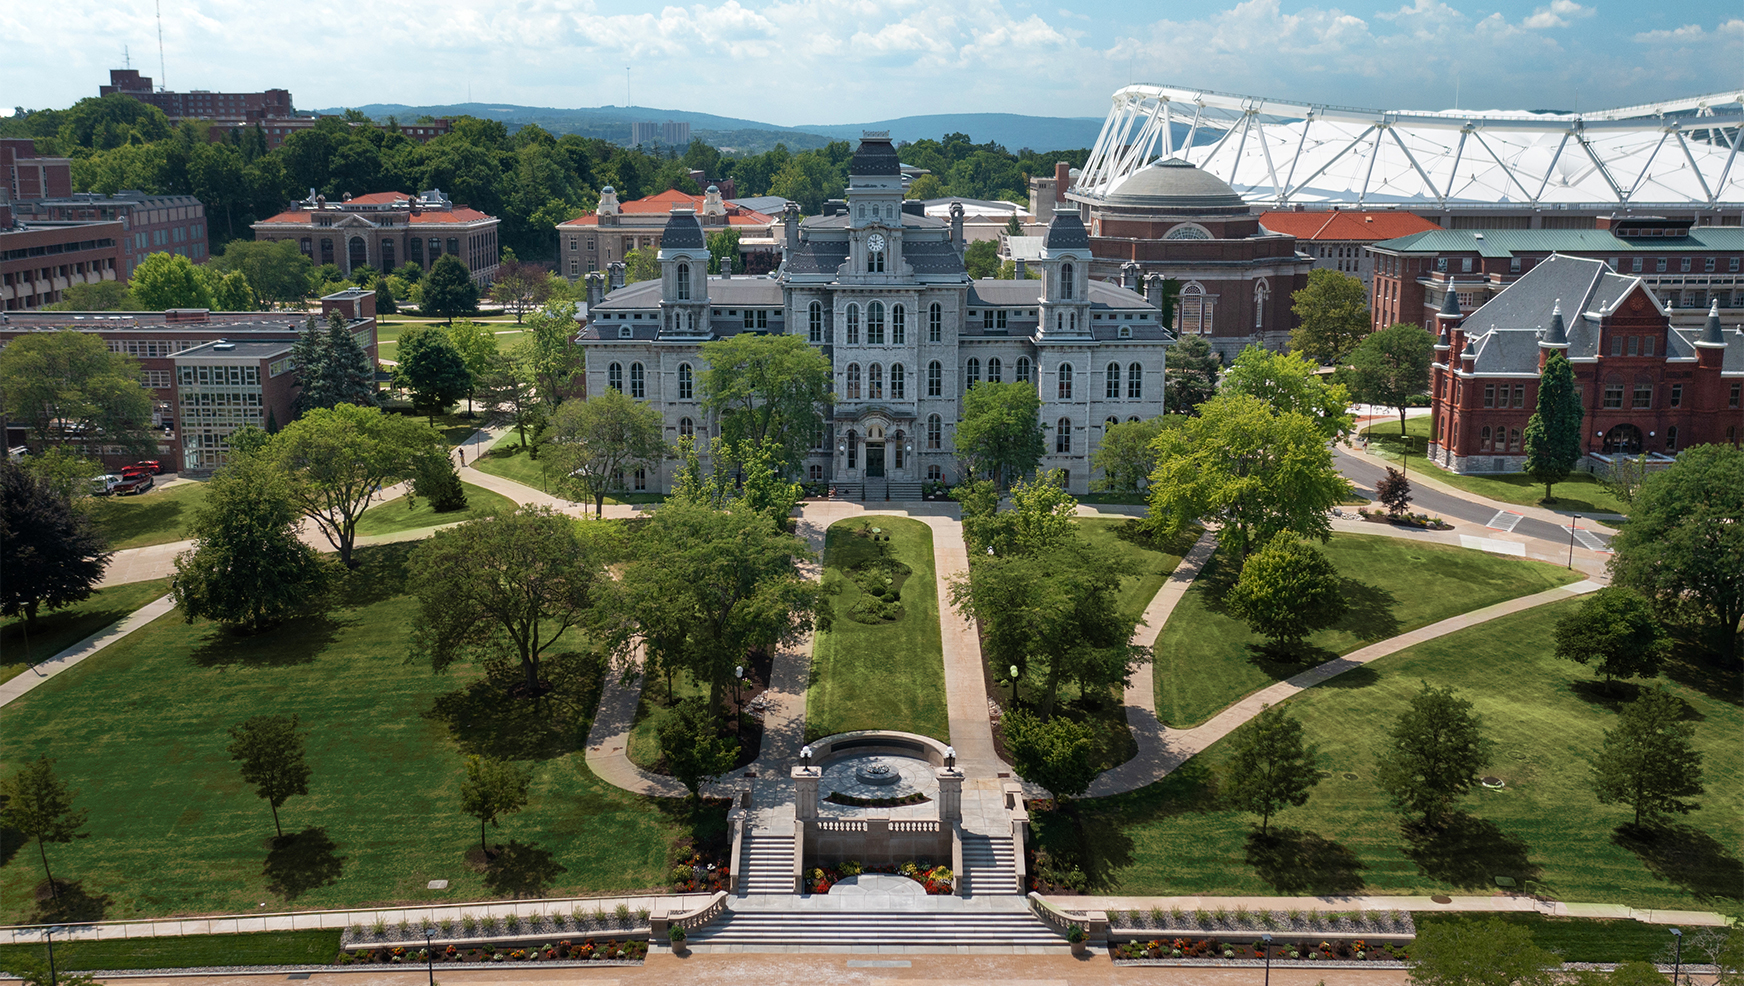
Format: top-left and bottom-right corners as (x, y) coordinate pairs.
(1257, 211), (1441, 241)
(349, 192), (411, 204)
(557, 189), (776, 228)
(409, 209), (493, 223)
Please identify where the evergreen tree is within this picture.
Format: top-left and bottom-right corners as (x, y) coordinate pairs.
(1224, 704), (1321, 835)
(1522, 351), (1584, 501)
(292, 312), (376, 414)
(1591, 686), (1704, 827)
(288, 317), (329, 415)
(409, 450), (469, 512)
(656, 697), (740, 800)
(0, 461), (112, 630)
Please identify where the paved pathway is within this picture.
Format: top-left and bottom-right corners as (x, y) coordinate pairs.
(0, 594), (177, 709)
(1063, 892), (1729, 928)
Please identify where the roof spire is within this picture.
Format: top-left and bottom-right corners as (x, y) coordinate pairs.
(1439, 288), (1462, 318)
(1540, 300), (1568, 349)
(1697, 298), (1726, 347)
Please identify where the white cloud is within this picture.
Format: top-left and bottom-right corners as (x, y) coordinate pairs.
(1522, 0), (1595, 30)
(1632, 19), (1744, 44)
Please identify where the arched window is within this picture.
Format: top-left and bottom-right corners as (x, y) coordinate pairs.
(928, 360), (943, 397)
(868, 301), (885, 345)
(680, 417), (695, 438)
(1015, 357), (1032, 384)
(1068, 312), (1077, 333)
(1056, 417), (1072, 453)
(987, 357), (1002, 383)
(1127, 363), (1142, 399)
(869, 363), (884, 400)
(927, 464), (942, 481)
(676, 262), (690, 300)
(890, 363), (905, 399)
(808, 301), (823, 343)
(846, 363), (862, 400)
(1665, 425), (1678, 451)
(1177, 282), (1211, 335)
(1057, 363), (1073, 399)
(846, 304), (860, 345)
(929, 303), (943, 342)
(892, 304), (906, 344)
(1105, 362), (1121, 399)
(629, 362), (645, 399)
(1480, 425), (1492, 450)
(1254, 278), (1270, 329)
(869, 243), (885, 273)
(966, 358), (981, 389)
(1106, 415), (1120, 430)
(608, 362), (623, 391)
(1509, 427), (1522, 452)
(1119, 324), (1131, 338)
(1060, 262), (1075, 299)
(927, 413), (943, 450)
(678, 363), (693, 400)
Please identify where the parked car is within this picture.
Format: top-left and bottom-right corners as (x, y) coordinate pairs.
(131, 459), (165, 475)
(112, 473), (155, 495)
(120, 465), (152, 480)
(91, 473), (125, 495)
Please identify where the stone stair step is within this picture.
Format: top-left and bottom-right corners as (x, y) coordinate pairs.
(688, 911), (1063, 946)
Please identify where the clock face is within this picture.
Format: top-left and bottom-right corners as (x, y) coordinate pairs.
(867, 233), (886, 253)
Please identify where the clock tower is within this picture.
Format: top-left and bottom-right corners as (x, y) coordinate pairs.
(847, 131), (904, 278)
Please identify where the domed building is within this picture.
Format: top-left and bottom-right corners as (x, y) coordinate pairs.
(1080, 158), (1314, 358)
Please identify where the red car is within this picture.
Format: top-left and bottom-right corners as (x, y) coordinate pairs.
(120, 465), (152, 479)
(112, 473), (155, 496)
(131, 460), (165, 475)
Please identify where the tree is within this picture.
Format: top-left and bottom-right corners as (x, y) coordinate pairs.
(0, 462), (111, 630)
(706, 228), (741, 274)
(1221, 346), (1354, 439)
(1407, 916), (1560, 986)
(1591, 686), (1704, 827)
(0, 758), (89, 900)
(477, 347), (542, 449)
(374, 276), (398, 314)
(698, 333), (833, 474)
(291, 311), (377, 413)
(408, 506), (611, 693)
(1346, 323), (1433, 433)
(1224, 704), (1321, 835)
(1224, 533), (1348, 648)
(1163, 335), (1220, 415)
(226, 714), (312, 838)
(172, 454), (332, 631)
(954, 381), (1047, 489)
(129, 251), (212, 310)
(656, 697), (741, 799)
(394, 325), (472, 423)
(205, 267), (256, 311)
(267, 403), (444, 566)
(1376, 467), (1413, 515)
(1005, 214), (1024, 236)
(545, 390), (669, 516)
(1375, 682), (1492, 827)
(1147, 393), (1351, 559)
(409, 450), (468, 512)
(45, 279), (136, 311)
(1522, 350), (1584, 501)
(1289, 268), (1370, 365)
(524, 302), (585, 405)
(1597, 453), (1650, 509)
(489, 257), (552, 323)
(459, 755), (532, 852)
(16, 447), (101, 504)
(1608, 444), (1744, 661)
(445, 319), (499, 416)
(212, 239), (314, 305)
(1092, 417), (1167, 492)
(0, 330), (156, 455)
(964, 239), (999, 278)
(421, 254), (479, 324)
(1553, 588), (1665, 692)
(1001, 709), (1097, 802)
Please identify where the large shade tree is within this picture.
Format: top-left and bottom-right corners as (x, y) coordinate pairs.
(1344, 323), (1433, 433)
(1375, 682), (1492, 827)
(545, 389), (669, 516)
(953, 380), (1048, 489)
(1288, 268), (1371, 365)
(0, 330), (156, 456)
(1591, 686), (1705, 827)
(698, 333), (833, 475)
(394, 325), (472, 423)
(1220, 346), (1354, 439)
(0, 461), (112, 630)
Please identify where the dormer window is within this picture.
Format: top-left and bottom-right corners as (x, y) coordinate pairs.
(619, 325), (632, 338)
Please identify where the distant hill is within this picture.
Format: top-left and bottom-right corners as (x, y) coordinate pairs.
(798, 113), (1105, 152)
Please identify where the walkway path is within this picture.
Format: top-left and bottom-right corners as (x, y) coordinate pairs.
(0, 594), (177, 709)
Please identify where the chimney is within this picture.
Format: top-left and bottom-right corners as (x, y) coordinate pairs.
(608, 262), (625, 291)
(1054, 162), (1070, 203)
(1145, 273), (1165, 312)
(950, 202), (965, 252)
(585, 272), (604, 308)
(783, 202), (800, 252)
(721, 253), (733, 279)
(1014, 258), (1026, 280)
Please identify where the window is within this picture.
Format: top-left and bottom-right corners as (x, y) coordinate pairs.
(1105, 362), (1121, 398)
(868, 301), (885, 344)
(1056, 418), (1071, 453)
(1015, 357), (1032, 384)
(1058, 363), (1073, 399)
(891, 363), (905, 398)
(1632, 382), (1652, 409)
(848, 430), (858, 469)
(1656, 258), (1668, 272)
(1628, 336), (1640, 356)
(1483, 383), (1495, 408)
(1510, 257), (1521, 273)
(809, 464), (825, 481)
(1665, 426), (1678, 451)
(869, 242), (885, 273)
(966, 357), (981, 388)
(927, 465), (942, 481)
(928, 414), (942, 449)
(1107, 415), (1120, 430)
(1119, 325), (1131, 338)
(1731, 382), (1741, 409)
(846, 304), (860, 345)
(1253, 280), (1269, 328)
(846, 363), (862, 399)
(1603, 381), (1624, 409)
(893, 431), (906, 469)
(678, 363), (693, 400)
(1680, 257), (1692, 272)
(1480, 425), (1492, 450)
(676, 262), (691, 300)
(1644, 335), (1655, 357)
(1060, 262), (1074, 300)
(1513, 384), (1526, 409)
(868, 363), (884, 399)
(1611, 335), (1623, 356)
(1128, 362), (1143, 399)
(1632, 257), (1644, 272)
(634, 468), (647, 491)
(928, 360), (943, 397)
(809, 301), (823, 343)
(1461, 258), (1473, 273)
(679, 417), (694, 438)
(892, 304), (906, 344)
(1670, 383), (1683, 408)
(929, 303), (942, 342)
(629, 362), (645, 399)
(608, 362), (623, 391)
(987, 357), (1002, 384)
(1509, 427), (1522, 452)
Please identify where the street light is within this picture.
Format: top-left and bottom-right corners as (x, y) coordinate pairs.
(1261, 933), (1273, 986)
(424, 927), (437, 986)
(1671, 927), (1683, 986)
(44, 925), (67, 986)
(1567, 514), (1582, 570)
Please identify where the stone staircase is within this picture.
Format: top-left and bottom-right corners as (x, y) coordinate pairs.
(828, 483), (863, 501)
(863, 478), (888, 501)
(961, 834), (1021, 895)
(684, 909), (1064, 949)
(737, 834), (796, 896)
(886, 481), (923, 500)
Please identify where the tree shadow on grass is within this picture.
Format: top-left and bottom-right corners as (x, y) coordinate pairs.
(1246, 640), (1340, 673)
(1612, 823), (1744, 903)
(1244, 828), (1368, 895)
(0, 822), (22, 868)
(30, 879), (113, 923)
(1568, 678), (1646, 713)
(653, 797), (731, 862)
(335, 542), (418, 607)
(263, 827), (345, 902)
(1315, 665), (1381, 690)
(189, 615), (347, 668)
(482, 840), (567, 898)
(427, 677), (580, 762)
(1660, 648), (1742, 709)
(1334, 579), (1401, 642)
(1401, 812), (1540, 890)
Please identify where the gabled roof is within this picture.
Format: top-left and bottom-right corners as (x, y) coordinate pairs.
(1257, 211), (1441, 241)
(559, 189), (776, 228)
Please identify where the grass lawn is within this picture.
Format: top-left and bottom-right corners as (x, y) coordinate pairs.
(354, 481), (517, 537)
(1035, 599), (1742, 912)
(1154, 533), (1581, 728)
(1361, 417), (1628, 516)
(0, 579), (172, 685)
(470, 431), (553, 493)
(1411, 913), (1692, 964)
(85, 482), (209, 550)
(627, 669), (707, 772)
(0, 542), (709, 924)
(382, 407), (487, 447)
(806, 517), (949, 742)
(1073, 518), (1200, 625)
(0, 931), (342, 972)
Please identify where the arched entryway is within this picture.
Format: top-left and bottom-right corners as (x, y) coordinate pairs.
(1603, 424), (1643, 454)
(865, 424), (886, 478)
(348, 236), (368, 272)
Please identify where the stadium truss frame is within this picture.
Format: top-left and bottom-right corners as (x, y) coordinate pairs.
(1071, 84), (1744, 212)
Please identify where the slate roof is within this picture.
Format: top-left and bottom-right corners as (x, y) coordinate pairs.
(964, 280), (1150, 310)
(800, 213), (947, 230)
(785, 240), (849, 275)
(902, 239), (967, 275)
(660, 210), (706, 249)
(850, 137), (901, 177)
(1043, 212), (1090, 251)
(1373, 227), (1744, 257)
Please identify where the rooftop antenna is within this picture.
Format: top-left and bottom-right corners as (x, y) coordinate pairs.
(124, 44), (130, 70)
(625, 67), (630, 109)
(155, 0), (167, 91)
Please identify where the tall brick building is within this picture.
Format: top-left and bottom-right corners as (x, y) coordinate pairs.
(3, 139), (125, 309)
(101, 69), (292, 122)
(1427, 254), (1742, 475)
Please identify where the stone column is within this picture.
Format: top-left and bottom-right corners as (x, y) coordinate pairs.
(935, 766), (963, 824)
(792, 765), (820, 821)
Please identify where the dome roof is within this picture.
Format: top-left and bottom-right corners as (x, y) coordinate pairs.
(850, 137), (901, 178)
(1103, 159), (1248, 214)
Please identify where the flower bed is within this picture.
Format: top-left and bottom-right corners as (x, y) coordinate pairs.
(670, 848), (731, 894)
(336, 938), (648, 965)
(1355, 508), (1451, 530)
(808, 860), (955, 895)
(1109, 906), (1415, 938)
(823, 791), (930, 808)
(1113, 937), (1409, 963)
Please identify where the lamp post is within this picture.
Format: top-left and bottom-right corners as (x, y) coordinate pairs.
(1261, 933), (1272, 986)
(1567, 514), (1582, 570)
(1670, 927), (1683, 986)
(44, 925), (67, 986)
(424, 927), (436, 986)
(1010, 665), (1020, 707)
(734, 665), (746, 739)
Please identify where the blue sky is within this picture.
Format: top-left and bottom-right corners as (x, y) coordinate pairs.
(4, 1), (1741, 126)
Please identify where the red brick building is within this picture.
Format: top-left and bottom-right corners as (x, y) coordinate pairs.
(1254, 210), (1441, 292)
(557, 185), (779, 281)
(1427, 254), (1742, 475)
(253, 190), (499, 283)
(102, 69), (293, 122)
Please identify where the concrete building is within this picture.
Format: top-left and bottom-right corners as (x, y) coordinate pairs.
(630, 121), (691, 148)
(1, 209), (124, 311)
(1426, 255), (1741, 475)
(575, 134), (1174, 497)
(557, 186), (780, 280)
(1254, 211), (1442, 291)
(102, 69), (292, 122)
(252, 189), (500, 283)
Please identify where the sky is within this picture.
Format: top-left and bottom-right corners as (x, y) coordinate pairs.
(4, 0), (1742, 127)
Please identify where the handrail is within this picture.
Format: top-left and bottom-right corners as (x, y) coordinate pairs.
(814, 819), (868, 832)
(727, 809), (746, 896)
(671, 892), (729, 932)
(1028, 892), (1085, 936)
(889, 820), (939, 833)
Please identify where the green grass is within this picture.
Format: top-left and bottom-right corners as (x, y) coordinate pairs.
(0, 580), (172, 685)
(806, 517), (949, 742)
(1411, 913), (1691, 964)
(1154, 533), (1582, 728)
(1036, 599), (1742, 912)
(0, 930), (342, 972)
(469, 430), (553, 492)
(1361, 417), (1628, 516)
(382, 407), (487, 446)
(627, 669), (708, 771)
(1072, 518), (1200, 624)
(85, 482), (209, 549)
(0, 542), (705, 923)
(353, 481), (517, 536)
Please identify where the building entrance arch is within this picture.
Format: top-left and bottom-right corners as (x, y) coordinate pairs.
(348, 236), (368, 272)
(1603, 423), (1643, 454)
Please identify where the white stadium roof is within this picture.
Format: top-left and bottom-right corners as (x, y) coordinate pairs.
(1070, 84), (1744, 211)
